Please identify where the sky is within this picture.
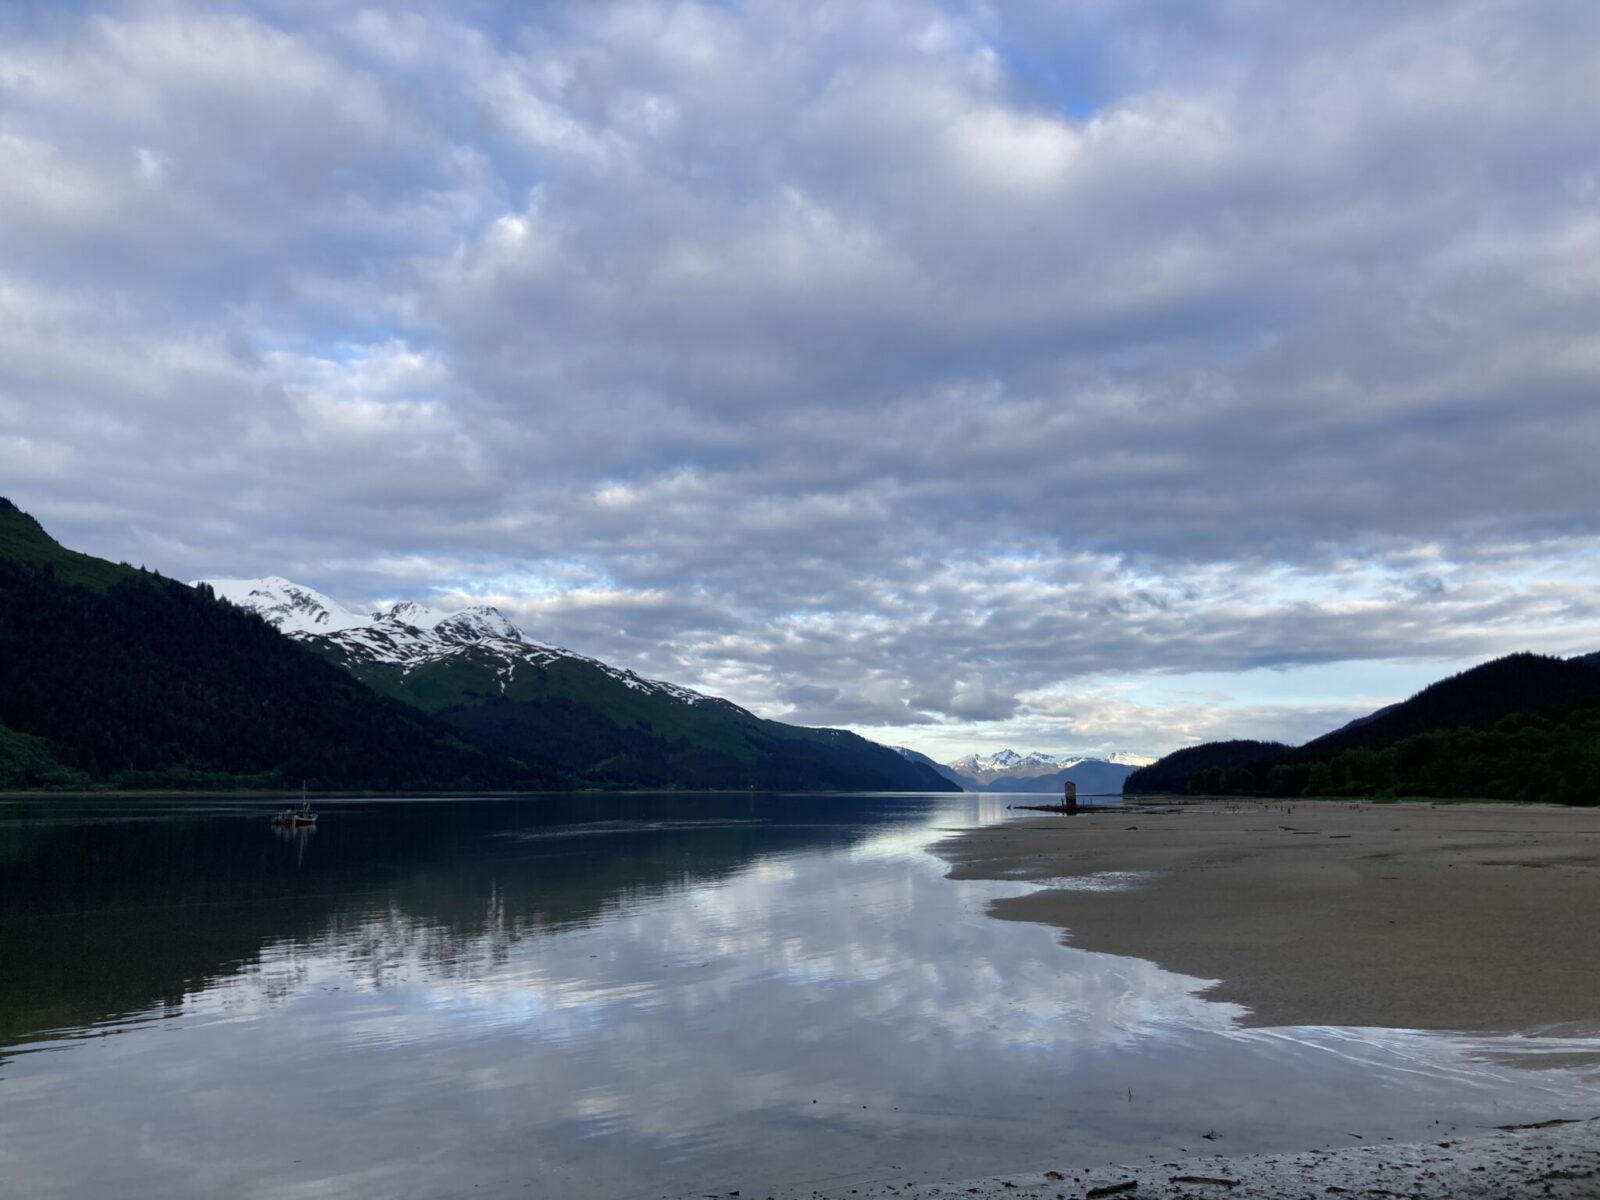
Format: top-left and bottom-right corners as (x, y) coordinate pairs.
(4, 0), (1600, 763)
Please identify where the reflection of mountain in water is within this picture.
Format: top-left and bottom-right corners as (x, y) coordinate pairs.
(0, 794), (944, 1053)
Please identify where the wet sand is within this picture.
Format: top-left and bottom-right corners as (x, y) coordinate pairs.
(765, 1117), (1600, 1200)
(938, 800), (1600, 1032)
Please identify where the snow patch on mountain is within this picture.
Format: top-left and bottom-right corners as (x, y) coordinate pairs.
(1104, 751), (1157, 767)
(196, 576), (718, 707)
(203, 576), (371, 636)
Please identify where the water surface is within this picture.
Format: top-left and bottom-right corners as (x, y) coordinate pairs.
(1, 792), (1594, 1198)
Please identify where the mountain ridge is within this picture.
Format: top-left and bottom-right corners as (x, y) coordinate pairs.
(891, 746), (1155, 793)
(1124, 652), (1600, 803)
(204, 575), (957, 793)
(202, 576), (732, 711)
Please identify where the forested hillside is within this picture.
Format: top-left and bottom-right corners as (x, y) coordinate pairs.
(0, 500), (562, 791)
(1122, 740), (1289, 795)
(1125, 653), (1600, 804)
(200, 571), (957, 792)
(345, 647), (959, 792)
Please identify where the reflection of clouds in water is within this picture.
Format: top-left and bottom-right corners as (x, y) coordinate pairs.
(1010, 870), (1157, 893)
(5, 812), (1599, 1200)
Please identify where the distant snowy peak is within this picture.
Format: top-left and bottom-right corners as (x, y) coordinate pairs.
(1104, 751), (1157, 768)
(435, 606), (531, 645)
(951, 749), (1075, 776)
(945, 748), (1156, 785)
(201, 576), (371, 636)
(196, 575), (716, 707)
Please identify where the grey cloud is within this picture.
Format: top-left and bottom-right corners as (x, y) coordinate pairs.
(5, 1), (1600, 746)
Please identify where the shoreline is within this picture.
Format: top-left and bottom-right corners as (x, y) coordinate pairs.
(763, 803), (1600, 1199)
(937, 798), (1600, 1033)
(754, 1117), (1600, 1200)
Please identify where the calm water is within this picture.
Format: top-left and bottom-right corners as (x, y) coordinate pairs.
(1, 793), (1595, 1199)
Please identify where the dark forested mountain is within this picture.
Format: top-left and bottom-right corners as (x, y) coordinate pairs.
(204, 577), (958, 793)
(0, 500), (560, 791)
(430, 680), (958, 791)
(1296, 654), (1600, 759)
(1122, 740), (1289, 795)
(1126, 652), (1600, 804)
(894, 747), (971, 789)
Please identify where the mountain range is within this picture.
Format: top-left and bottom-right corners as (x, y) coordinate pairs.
(896, 746), (1154, 793)
(0, 499), (954, 793)
(11, 492), (1590, 803)
(198, 577), (956, 793)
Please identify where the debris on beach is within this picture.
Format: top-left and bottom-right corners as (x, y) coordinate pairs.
(742, 1116), (1600, 1200)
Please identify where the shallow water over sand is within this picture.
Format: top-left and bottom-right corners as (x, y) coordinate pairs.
(1, 793), (1594, 1199)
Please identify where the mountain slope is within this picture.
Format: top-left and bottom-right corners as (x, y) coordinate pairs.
(205, 577), (958, 793)
(0, 501), (562, 791)
(1123, 740), (1290, 795)
(0, 497), (141, 591)
(1294, 653), (1600, 760)
(1125, 652), (1600, 802)
(895, 747), (970, 789)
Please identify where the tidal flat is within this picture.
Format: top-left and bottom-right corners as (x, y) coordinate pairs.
(938, 798), (1600, 1033)
(1, 794), (1596, 1199)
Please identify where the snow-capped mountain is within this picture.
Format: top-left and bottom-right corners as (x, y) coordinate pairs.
(197, 576), (716, 707)
(192, 575), (959, 793)
(939, 748), (1157, 793)
(950, 749), (1077, 780)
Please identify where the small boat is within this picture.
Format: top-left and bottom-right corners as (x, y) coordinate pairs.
(271, 784), (318, 827)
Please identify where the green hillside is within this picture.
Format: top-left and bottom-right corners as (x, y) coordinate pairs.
(339, 647), (959, 792)
(0, 498), (141, 591)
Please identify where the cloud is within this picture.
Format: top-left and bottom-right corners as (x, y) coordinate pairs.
(4, 1), (1600, 754)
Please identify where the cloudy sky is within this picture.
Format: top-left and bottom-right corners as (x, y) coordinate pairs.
(4, 1), (1600, 761)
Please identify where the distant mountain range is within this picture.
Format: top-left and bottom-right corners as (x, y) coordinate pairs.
(0, 498), (955, 793)
(199, 576), (957, 793)
(896, 746), (1155, 793)
(1125, 652), (1600, 805)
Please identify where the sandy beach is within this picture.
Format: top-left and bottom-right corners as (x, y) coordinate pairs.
(938, 799), (1600, 1034)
